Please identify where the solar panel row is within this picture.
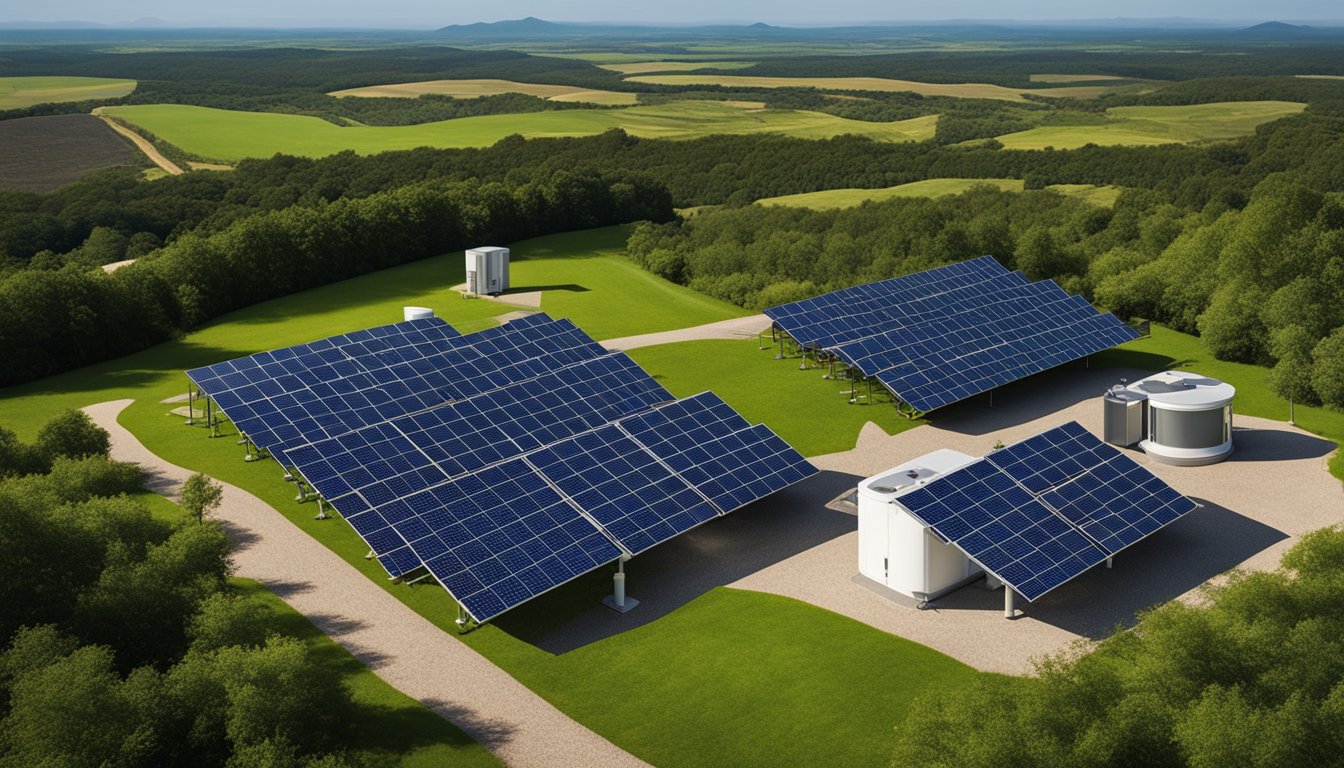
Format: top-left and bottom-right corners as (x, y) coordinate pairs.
(763, 258), (1141, 413)
(898, 422), (1196, 602)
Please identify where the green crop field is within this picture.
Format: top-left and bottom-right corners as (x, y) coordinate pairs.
(622, 73), (1134, 101)
(994, 100), (1307, 149)
(330, 78), (639, 105)
(103, 102), (938, 162)
(755, 178), (1120, 209)
(0, 75), (137, 109)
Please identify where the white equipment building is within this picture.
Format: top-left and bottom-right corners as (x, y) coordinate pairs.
(1103, 370), (1235, 466)
(856, 449), (987, 603)
(465, 247), (510, 296)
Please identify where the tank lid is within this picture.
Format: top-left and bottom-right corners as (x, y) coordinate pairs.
(1127, 370), (1234, 408)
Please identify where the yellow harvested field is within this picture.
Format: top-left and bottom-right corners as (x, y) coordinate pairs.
(1297, 74), (1344, 80)
(0, 76), (137, 109)
(601, 60), (754, 75)
(1030, 74), (1130, 83)
(330, 79), (639, 105)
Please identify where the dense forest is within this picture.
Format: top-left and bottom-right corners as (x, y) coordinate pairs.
(892, 526), (1344, 767)
(0, 172), (672, 386)
(0, 411), (355, 767)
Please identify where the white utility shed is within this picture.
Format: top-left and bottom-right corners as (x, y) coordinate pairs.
(857, 449), (988, 602)
(465, 247), (510, 296)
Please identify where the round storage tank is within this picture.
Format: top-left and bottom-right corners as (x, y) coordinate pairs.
(1128, 371), (1234, 466)
(403, 306), (435, 321)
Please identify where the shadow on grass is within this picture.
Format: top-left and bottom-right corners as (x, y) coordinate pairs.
(923, 497), (1287, 639)
(512, 283), (589, 293)
(493, 470), (860, 654)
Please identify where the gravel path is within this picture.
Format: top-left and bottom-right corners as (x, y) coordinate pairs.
(92, 108), (184, 176)
(728, 366), (1343, 674)
(601, 314), (771, 351)
(85, 400), (647, 768)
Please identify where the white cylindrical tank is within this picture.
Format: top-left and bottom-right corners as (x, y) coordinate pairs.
(403, 306), (434, 321)
(857, 449), (982, 601)
(1127, 371), (1235, 466)
(465, 247), (510, 296)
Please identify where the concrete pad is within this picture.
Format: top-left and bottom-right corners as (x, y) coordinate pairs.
(601, 314), (772, 351)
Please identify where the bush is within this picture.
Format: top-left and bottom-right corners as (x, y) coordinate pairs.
(33, 409), (111, 463)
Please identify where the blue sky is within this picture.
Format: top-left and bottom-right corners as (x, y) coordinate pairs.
(3, 0), (1339, 27)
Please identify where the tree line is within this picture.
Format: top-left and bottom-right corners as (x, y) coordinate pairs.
(0, 411), (354, 767)
(891, 526), (1344, 767)
(626, 171), (1344, 408)
(0, 171), (672, 386)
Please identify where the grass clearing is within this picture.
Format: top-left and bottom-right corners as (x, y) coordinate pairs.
(330, 78), (638, 105)
(600, 60), (754, 75)
(995, 100), (1307, 149)
(0, 75), (136, 109)
(1030, 73), (1131, 83)
(103, 102), (937, 163)
(754, 178), (1120, 209)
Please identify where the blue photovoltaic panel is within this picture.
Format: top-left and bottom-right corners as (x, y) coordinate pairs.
(1040, 453), (1198, 555)
(897, 460), (1109, 601)
(763, 257), (1141, 414)
(194, 315), (608, 464)
(985, 421), (1120, 494)
(618, 392), (817, 513)
(526, 425), (719, 555)
(355, 458), (623, 622)
(283, 353), (672, 503)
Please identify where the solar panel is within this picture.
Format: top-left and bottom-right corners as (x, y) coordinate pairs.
(283, 352), (673, 503)
(526, 425), (720, 555)
(195, 315), (608, 465)
(897, 460), (1108, 601)
(898, 422), (1198, 601)
(764, 258), (1140, 414)
(618, 392), (817, 513)
(355, 458), (624, 622)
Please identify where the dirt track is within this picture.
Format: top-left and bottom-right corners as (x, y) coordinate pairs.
(93, 107), (183, 175)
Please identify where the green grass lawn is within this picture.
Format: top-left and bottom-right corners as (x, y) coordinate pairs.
(102, 101), (938, 163)
(0, 76), (137, 109)
(754, 178), (1120, 210)
(629, 339), (921, 456)
(995, 101), (1306, 149)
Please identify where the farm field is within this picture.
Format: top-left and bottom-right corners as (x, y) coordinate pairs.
(755, 178), (1120, 209)
(1029, 73), (1131, 82)
(330, 78), (638, 105)
(0, 75), (136, 108)
(0, 114), (143, 192)
(994, 100), (1307, 149)
(101, 102), (939, 162)
(622, 73), (1131, 100)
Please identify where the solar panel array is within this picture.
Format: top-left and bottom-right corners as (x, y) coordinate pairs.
(897, 422), (1196, 601)
(189, 314), (817, 624)
(764, 257), (1140, 413)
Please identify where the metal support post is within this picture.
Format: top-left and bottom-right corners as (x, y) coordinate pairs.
(1004, 587), (1016, 619)
(1106, 556), (1113, 569)
(186, 385), (196, 426)
(314, 497), (331, 520)
(603, 556), (639, 613)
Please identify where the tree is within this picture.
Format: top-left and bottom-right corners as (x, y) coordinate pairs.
(33, 408), (110, 464)
(1268, 325), (1319, 422)
(1310, 328), (1344, 408)
(0, 424), (38, 478)
(181, 472), (225, 524)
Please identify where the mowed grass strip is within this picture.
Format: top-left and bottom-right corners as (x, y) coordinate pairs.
(330, 78), (638, 105)
(995, 100), (1307, 149)
(102, 102), (938, 162)
(754, 178), (1120, 210)
(0, 75), (136, 109)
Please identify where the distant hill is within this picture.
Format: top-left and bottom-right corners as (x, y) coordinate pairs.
(1233, 20), (1334, 39)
